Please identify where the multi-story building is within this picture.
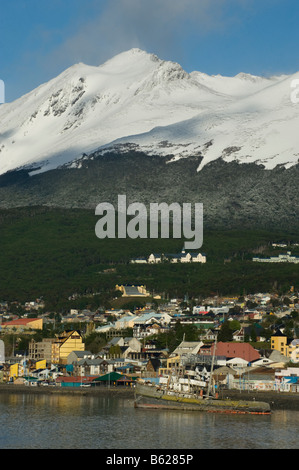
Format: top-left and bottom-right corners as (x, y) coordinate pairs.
(131, 250), (207, 264)
(29, 330), (85, 364)
(271, 330), (289, 357)
(29, 338), (58, 363)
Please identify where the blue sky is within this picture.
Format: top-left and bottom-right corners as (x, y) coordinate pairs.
(1, 0), (299, 102)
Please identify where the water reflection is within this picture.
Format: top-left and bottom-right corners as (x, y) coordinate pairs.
(0, 393), (298, 449)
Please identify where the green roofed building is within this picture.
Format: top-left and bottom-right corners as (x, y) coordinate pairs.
(92, 372), (123, 382)
(92, 372), (137, 386)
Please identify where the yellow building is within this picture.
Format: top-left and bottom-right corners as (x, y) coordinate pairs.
(115, 284), (150, 297)
(2, 317), (43, 331)
(54, 330), (85, 364)
(36, 359), (47, 369)
(29, 330), (84, 364)
(159, 355), (183, 376)
(9, 363), (19, 381)
(271, 330), (289, 357)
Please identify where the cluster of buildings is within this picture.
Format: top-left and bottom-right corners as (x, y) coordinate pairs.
(0, 329), (85, 382)
(160, 339), (299, 393)
(253, 251), (299, 264)
(130, 250), (206, 264)
(1, 329), (299, 392)
(0, 289), (299, 391)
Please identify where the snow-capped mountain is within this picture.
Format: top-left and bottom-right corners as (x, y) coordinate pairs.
(0, 47), (298, 176)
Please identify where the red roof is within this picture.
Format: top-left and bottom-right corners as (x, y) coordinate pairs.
(214, 342), (260, 362)
(2, 318), (41, 326)
(56, 376), (95, 383)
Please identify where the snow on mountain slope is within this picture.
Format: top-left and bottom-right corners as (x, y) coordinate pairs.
(190, 71), (285, 98)
(0, 48), (298, 176)
(107, 70), (299, 171)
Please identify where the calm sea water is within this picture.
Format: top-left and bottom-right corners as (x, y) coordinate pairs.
(0, 392), (298, 449)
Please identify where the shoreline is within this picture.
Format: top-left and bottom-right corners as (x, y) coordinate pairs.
(1, 384), (299, 410)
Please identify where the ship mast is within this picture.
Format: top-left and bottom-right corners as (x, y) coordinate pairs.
(207, 336), (217, 398)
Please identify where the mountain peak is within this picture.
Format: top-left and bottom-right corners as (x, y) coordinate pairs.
(100, 48), (160, 69)
(235, 72), (264, 82)
(124, 47), (154, 57)
(0, 49), (298, 176)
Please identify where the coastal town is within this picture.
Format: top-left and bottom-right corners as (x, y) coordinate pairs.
(0, 285), (299, 396)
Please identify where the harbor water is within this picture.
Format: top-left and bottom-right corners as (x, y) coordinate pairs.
(0, 391), (298, 449)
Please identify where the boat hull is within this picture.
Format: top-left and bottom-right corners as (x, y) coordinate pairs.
(135, 383), (271, 415)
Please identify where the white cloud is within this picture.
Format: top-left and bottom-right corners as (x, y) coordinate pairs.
(47, 0), (251, 69)
(8, 0), (255, 100)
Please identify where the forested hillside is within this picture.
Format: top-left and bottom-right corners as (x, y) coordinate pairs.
(0, 206), (298, 310)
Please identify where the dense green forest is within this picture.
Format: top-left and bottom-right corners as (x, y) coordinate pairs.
(0, 206), (298, 310)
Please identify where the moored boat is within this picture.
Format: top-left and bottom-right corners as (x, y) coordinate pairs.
(135, 337), (271, 415)
(134, 381), (271, 415)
